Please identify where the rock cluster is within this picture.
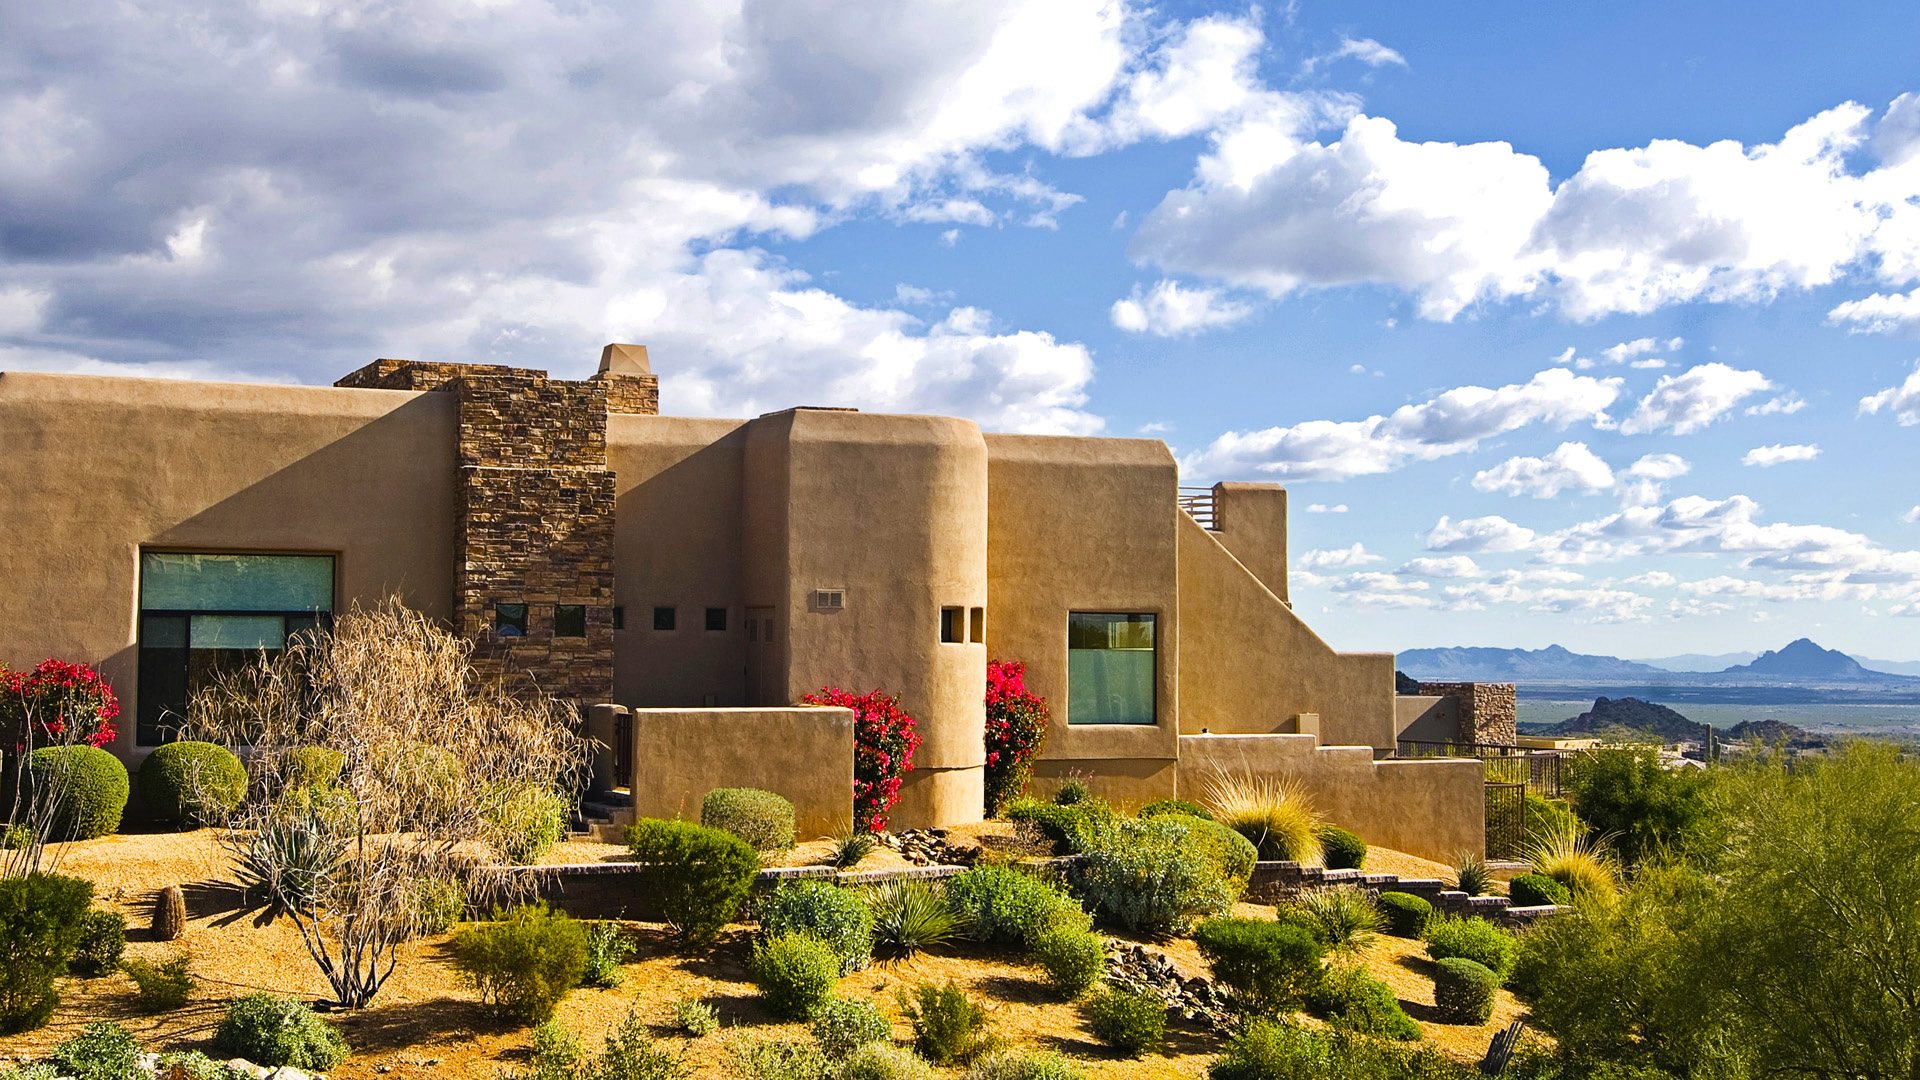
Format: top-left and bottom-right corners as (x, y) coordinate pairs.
(876, 828), (978, 867)
(2, 1053), (329, 1080)
(1105, 943), (1232, 1031)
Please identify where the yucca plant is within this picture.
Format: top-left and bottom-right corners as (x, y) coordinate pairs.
(828, 826), (877, 870)
(1526, 820), (1620, 902)
(1202, 773), (1324, 864)
(1452, 852), (1496, 897)
(237, 815), (345, 915)
(1292, 884), (1383, 952)
(866, 878), (963, 957)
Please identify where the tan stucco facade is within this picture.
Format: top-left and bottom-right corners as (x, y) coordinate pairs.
(0, 353), (1486, 854)
(605, 704), (855, 837)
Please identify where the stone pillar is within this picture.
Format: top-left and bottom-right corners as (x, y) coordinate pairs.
(594, 343), (660, 416)
(1413, 682), (1516, 745)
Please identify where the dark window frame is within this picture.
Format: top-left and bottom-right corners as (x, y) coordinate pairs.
(554, 604), (587, 638)
(653, 606), (677, 631)
(1065, 611), (1158, 727)
(705, 607), (728, 632)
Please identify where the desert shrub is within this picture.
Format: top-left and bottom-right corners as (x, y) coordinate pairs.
(582, 921), (635, 988)
(1003, 798), (1114, 855)
(122, 953), (192, 1011)
(69, 909), (126, 977)
(1084, 986), (1165, 1056)
(1193, 916), (1324, 1015)
(1052, 776), (1092, 805)
(945, 864), (1085, 947)
(0, 825), (30, 850)
(1567, 747), (1714, 866)
(1203, 773), (1322, 863)
(751, 932), (840, 1020)
(670, 997), (720, 1037)
(1432, 957), (1498, 1024)
(1138, 798), (1212, 821)
(1031, 922), (1105, 998)
(801, 687), (919, 833)
(728, 1037), (831, 1080)
(1185, 817), (1259, 896)
(411, 876), (468, 935)
(27, 745), (128, 841)
(450, 902), (589, 1025)
(51, 1021), (141, 1080)
(829, 827), (877, 869)
(1452, 852), (1495, 896)
(866, 878), (963, 956)
(519, 1021), (585, 1080)
(1424, 915), (1516, 981)
(284, 745), (346, 787)
(1508, 872), (1572, 908)
(1306, 966), (1419, 1040)
(702, 787), (796, 853)
(137, 740), (246, 826)
(966, 1050), (1086, 1080)
(0, 1064), (57, 1080)
(900, 982), (991, 1065)
(1524, 792), (1580, 842)
(215, 993), (349, 1070)
(625, 818), (758, 947)
(1290, 884), (1382, 952)
(1208, 1019), (1475, 1080)
(484, 782), (572, 864)
(759, 879), (873, 974)
(810, 996), (891, 1058)
(1071, 815), (1234, 935)
(151, 1052), (232, 1080)
(595, 1007), (690, 1080)
(1317, 825), (1368, 870)
(0, 872), (92, 1031)
(839, 1043), (935, 1080)
(1377, 891), (1432, 938)
(985, 660), (1051, 816)
(1528, 820), (1621, 902)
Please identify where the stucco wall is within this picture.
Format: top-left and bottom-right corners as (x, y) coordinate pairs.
(1211, 483), (1289, 603)
(1396, 694), (1460, 742)
(984, 434), (1181, 803)
(1176, 514), (1396, 749)
(1175, 733), (1485, 862)
(0, 371), (458, 762)
(625, 706), (855, 836)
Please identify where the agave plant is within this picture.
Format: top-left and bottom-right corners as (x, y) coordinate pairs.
(1201, 772), (1324, 864)
(237, 815), (344, 916)
(828, 825), (877, 870)
(1526, 819), (1620, 902)
(866, 878), (963, 957)
(1452, 852), (1496, 897)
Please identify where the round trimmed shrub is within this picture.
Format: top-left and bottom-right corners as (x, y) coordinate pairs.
(810, 995), (891, 1058)
(759, 879), (874, 975)
(28, 746), (128, 840)
(1306, 966), (1419, 1040)
(214, 993), (349, 1070)
(702, 787), (796, 853)
(1083, 986), (1166, 1056)
(1192, 916), (1324, 1016)
(945, 864), (1086, 947)
(1424, 914), (1517, 981)
(1004, 798), (1115, 855)
(138, 741), (245, 827)
(1508, 872), (1572, 908)
(1186, 817), (1259, 896)
(69, 909), (127, 977)
(284, 746), (346, 787)
(1317, 825), (1368, 870)
(1432, 957), (1499, 1024)
(625, 817), (759, 948)
(1137, 798), (1212, 822)
(1031, 922), (1105, 998)
(1377, 891), (1432, 938)
(751, 932), (840, 1019)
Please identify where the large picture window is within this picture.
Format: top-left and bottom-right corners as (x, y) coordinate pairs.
(137, 552), (335, 745)
(1067, 612), (1156, 725)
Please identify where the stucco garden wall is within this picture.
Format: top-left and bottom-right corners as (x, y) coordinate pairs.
(622, 705), (856, 836)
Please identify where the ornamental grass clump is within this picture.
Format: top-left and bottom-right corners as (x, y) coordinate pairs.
(984, 660), (1050, 816)
(1527, 820), (1621, 903)
(1202, 772), (1323, 864)
(866, 878), (964, 957)
(802, 687), (919, 833)
(1290, 884), (1383, 953)
(1451, 852), (1496, 897)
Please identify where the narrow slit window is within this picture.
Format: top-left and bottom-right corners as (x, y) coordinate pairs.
(969, 607), (984, 643)
(940, 606), (963, 644)
(612, 606), (626, 630)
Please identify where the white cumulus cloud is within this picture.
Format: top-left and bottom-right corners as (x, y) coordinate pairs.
(1398, 556), (1483, 579)
(1110, 279), (1255, 336)
(1619, 363), (1774, 435)
(1425, 515), (1538, 553)
(1742, 443), (1822, 467)
(1298, 543), (1384, 570)
(1828, 288), (1920, 334)
(1860, 361), (1920, 425)
(1472, 441), (1616, 498)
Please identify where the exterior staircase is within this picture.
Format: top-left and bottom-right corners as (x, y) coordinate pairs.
(574, 788), (636, 843)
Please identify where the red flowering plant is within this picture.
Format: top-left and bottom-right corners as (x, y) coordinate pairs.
(2, 658), (120, 873)
(984, 659), (1050, 816)
(802, 686), (919, 833)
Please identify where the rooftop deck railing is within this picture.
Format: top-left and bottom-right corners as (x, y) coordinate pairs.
(1178, 486), (1218, 530)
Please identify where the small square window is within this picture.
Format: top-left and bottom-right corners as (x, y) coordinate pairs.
(969, 606), (984, 643)
(495, 603), (527, 638)
(554, 604), (586, 638)
(613, 606), (626, 630)
(705, 607), (728, 632)
(765, 618), (775, 642)
(940, 606), (964, 644)
(653, 606), (677, 631)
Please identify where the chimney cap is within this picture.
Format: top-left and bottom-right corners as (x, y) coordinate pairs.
(598, 343), (651, 376)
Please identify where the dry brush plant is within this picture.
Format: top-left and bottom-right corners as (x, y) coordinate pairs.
(186, 599), (590, 1008)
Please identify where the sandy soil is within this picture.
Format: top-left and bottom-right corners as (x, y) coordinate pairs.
(2, 829), (1527, 1078)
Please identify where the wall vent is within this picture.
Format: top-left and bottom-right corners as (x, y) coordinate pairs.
(812, 588), (846, 612)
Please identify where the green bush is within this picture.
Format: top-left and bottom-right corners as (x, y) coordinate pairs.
(1031, 922), (1105, 998)
(0, 872), (93, 1032)
(626, 818), (759, 948)
(810, 996), (891, 1058)
(595, 1007), (690, 1080)
(728, 1037), (831, 1080)
(1424, 915), (1517, 981)
(1508, 872), (1572, 908)
(1566, 747), (1713, 866)
(121, 953), (192, 1011)
(1452, 852), (1495, 897)
(0, 1062), (59, 1080)
(483, 783), (571, 864)
(28, 745), (128, 840)
(1317, 826), (1368, 870)
(945, 865), (1085, 947)
(284, 745), (346, 787)
(839, 1043), (934, 1080)
(1083, 986), (1165, 1057)
(671, 997), (720, 1037)
(51, 1021), (141, 1080)
(152, 1052), (233, 1080)
(1003, 798), (1114, 855)
(521, 1021), (585, 1080)
(702, 787), (796, 853)
(1289, 884), (1382, 951)
(1137, 798), (1212, 821)
(582, 921), (634, 988)
(449, 902), (589, 1025)
(759, 879), (873, 974)
(214, 993), (349, 1070)
(751, 932), (840, 1020)
(965, 1050), (1087, 1080)
(900, 982), (990, 1065)
(1192, 916), (1324, 1015)
(1052, 777), (1092, 805)
(1071, 816), (1234, 935)
(1208, 1020), (1476, 1080)
(1306, 967), (1419, 1040)
(1432, 957), (1498, 1024)
(137, 740), (246, 826)
(866, 878), (964, 956)
(69, 909), (126, 977)
(411, 876), (467, 936)
(1185, 817), (1259, 896)
(1376, 892), (1432, 938)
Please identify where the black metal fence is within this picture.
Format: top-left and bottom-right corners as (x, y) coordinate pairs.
(1395, 740), (1577, 859)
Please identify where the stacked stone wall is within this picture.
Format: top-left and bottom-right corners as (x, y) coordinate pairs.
(1417, 681), (1518, 745)
(596, 371), (660, 415)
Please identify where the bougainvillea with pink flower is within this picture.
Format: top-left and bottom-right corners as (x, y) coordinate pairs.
(803, 686), (919, 832)
(984, 659), (1050, 816)
(0, 659), (120, 750)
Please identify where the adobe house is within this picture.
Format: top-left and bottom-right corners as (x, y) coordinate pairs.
(0, 347), (1487, 859)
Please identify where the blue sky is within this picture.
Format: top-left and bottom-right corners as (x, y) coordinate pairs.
(3, 2), (1918, 658)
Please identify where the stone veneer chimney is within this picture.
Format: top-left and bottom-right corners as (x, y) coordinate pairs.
(594, 343), (659, 415)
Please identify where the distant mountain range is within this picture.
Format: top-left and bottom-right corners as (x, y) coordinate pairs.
(1636, 651), (1920, 677)
(1400, 638), (1919, 685)
(1534, 696), (1824, 747)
